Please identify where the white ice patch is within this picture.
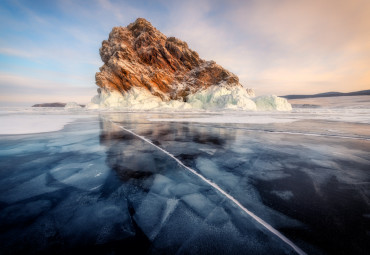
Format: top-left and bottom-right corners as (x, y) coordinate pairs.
(87, 88), (164, 110)
(186, 85), (257, 110)
(0, 115), (87, 135)
(86, 86), (292, 111)
(64, 102), (83, 109)
(254, 95), (292, 111)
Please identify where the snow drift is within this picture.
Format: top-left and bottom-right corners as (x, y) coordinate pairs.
(254, 95), (292, 111)
(64, 102), (83, 109)
(86, 85), (292, 111)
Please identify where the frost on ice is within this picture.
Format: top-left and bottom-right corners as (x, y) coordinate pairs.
(186, 86), (257, 110)
(64, 102), (83, 109)
(87, 85), (292, 111)
(254, 95), (292, 111)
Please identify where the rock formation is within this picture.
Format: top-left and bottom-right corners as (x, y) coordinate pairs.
(95, 18), (254, 102)
(89, 18), (292, 111)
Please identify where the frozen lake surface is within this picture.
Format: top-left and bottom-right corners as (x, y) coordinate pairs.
(0, 96), (369, 254)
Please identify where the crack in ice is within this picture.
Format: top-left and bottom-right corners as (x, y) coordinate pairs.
(105, 118), (307, 255)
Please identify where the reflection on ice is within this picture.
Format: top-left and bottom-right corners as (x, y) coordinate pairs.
(0, 115), (301, 254)
(99, 118), (300, 254)
(103, 112), (370, 254)
(103, 117), (306, 254)
(0, 110), (369, 254)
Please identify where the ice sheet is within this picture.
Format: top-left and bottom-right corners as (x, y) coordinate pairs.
(148, 108), (370, 124)
(0, 116), (300, 254)
(103, 112), (370, 254)
(1, 99), (370, 254)
(107, 118), (306, 255)
(0, 114), (90, 134)
(149, 114), (296, 124)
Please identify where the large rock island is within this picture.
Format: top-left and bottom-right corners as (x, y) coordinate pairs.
(88, 18), (291, 111)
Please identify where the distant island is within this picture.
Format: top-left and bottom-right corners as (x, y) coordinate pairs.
(282, 89), (370, 99)
(32, 103), (66, 107)
(32, 103), (85, 107)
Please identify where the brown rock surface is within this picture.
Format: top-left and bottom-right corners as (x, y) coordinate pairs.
(95, 18), (249, 101)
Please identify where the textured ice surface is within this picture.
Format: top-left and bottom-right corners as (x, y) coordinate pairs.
(86, 86), (292, 111)
(0, 115), (299, 254)
(103, 110), (370, 255)
(254, 95), (292, 111)
(1, 98), (370, 254)
(186, 85), (257, 110)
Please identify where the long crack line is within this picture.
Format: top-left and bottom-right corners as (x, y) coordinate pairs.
(106, 118), (306, 255)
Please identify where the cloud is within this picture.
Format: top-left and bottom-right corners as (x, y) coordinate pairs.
(150, 0), (370, 94)
(11, 0), (48, 25)
(0, 72), (96, 106)
(224, 0), (370, 93)
(0, 47), (35, 58)
(0, 91), (94, 106)
(97, 0), (143, 23)
(0, 0), (369, 107)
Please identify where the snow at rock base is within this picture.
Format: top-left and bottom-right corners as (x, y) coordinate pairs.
(64, 102), (83, 109)
(86, 85), (292, 111)
(254, 95), (292, 111)
(89, 18), (292, 112)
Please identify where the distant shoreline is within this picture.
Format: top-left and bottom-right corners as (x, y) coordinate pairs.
(32, 103), (85, 107)
(282, 89), (370, 99)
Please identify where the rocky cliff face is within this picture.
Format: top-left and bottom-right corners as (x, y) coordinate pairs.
(95, 18), (254, 101)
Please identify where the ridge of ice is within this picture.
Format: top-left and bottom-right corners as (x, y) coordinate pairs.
(65, 102), (83, 109)
(87, 85), (292, 111)
(186, 85), (257, 110)
(254, 95), (292, 111)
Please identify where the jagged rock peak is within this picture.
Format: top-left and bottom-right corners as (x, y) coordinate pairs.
(95, 17), (253, 101)
(127, 18), (157, 35)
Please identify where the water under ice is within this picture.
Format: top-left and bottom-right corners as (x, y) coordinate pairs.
(0, 97), (370, 254)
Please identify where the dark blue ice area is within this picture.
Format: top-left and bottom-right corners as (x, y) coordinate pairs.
(0, 115), (297, 255)
(108, 113), (370, 255)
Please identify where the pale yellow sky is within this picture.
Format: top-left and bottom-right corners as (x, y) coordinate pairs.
(164, 0), (370, 95)
(0, 0), (369, 106)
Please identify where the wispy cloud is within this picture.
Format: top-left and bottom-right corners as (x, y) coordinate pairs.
(11, 0), (48, 25)
(0, 0), (369, 106)
(0, 47), (35, 58)
(224, 0), (370, 94)
(0, 72), (96, 106)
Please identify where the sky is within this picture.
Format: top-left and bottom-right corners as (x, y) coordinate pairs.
(0, 0), (369, 106)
